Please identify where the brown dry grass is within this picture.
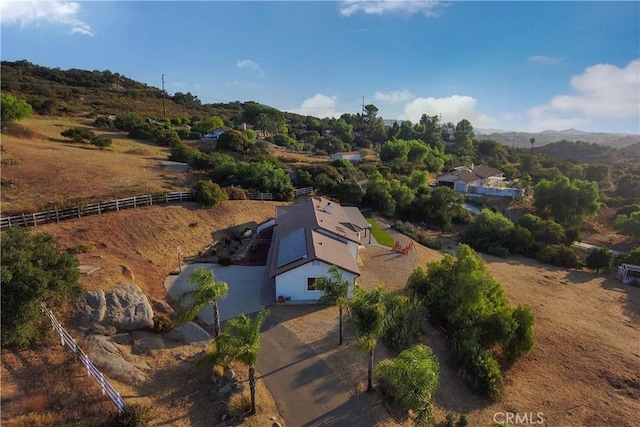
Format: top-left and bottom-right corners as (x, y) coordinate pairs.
(1, 117), (191, 215)
(1, 334), (115, 426)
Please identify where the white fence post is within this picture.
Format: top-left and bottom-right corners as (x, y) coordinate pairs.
(40, 303), (125, 413)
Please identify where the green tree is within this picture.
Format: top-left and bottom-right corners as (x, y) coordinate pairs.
(61, 126), (96, 143)
(365, 171), (396, 216)
(533, 175), (600, 225)
(193, 180), (228, 207)
(1, 228), (83, 347)
(376, 344), (439, 426)
(454, 119), (474, 141)
(1, 94), (33, 122)
(585, 248), (613, 273)
(349, 286), (389, 393)
(192, 116), (224, 134)
(614, 211), (640, 239)
(461, 208), (516, 257)
(177, 267), (229, 337)
(255, 112), (279, 136)
(217, 129), (251, 152)
(315, 266), (351, 345)
(114, 112), (143, 131)
(332, 118), (354, 143)
(505, 305), (536, 363)
(198, 310), (269, 415)
(389, 179), (415, 213)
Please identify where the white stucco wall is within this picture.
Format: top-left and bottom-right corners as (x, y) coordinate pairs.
(275, 261), (357, 302)
(346, 240), (359, 260)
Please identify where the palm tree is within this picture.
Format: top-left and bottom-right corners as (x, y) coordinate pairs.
(315, 265), (351, 346)
(376, 344), (440, 426)
(529, 137), (535, 154)
(177, 267), (229, 337)
(198, 310), (269, 415)
(348, 286), (389, 393)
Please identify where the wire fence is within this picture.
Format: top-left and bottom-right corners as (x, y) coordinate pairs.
(40, 303), (126, 413)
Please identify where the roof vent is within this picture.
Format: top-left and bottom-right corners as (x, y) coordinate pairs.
(325, 202), (333, 214)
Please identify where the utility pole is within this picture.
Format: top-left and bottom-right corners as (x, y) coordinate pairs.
(161, 74), (166, 118)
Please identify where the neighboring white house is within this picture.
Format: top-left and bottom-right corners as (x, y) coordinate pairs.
(268, 197), (370, 303)
(331, 151), (363, 162)
(435, 164), (524, 198)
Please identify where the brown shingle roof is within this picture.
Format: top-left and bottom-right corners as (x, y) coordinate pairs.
(270, 197), (366, 278)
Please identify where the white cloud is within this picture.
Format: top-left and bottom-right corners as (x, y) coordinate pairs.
(528, 59), (640, 131)
(0, 1), (93, 36)
(374, 90), (415, 104)
(236, 59), (265, 76)
(402, 95), (495, 127)
(290, 94), (340, 118)
(501, 112), (522, 120)
(339, 0), (445, 17)
(528, 55), (563, 65)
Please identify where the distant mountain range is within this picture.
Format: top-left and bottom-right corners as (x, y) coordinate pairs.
(474, 128), (639, 150)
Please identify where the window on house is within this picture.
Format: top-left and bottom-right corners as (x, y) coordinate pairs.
(307, 277), (317, 291)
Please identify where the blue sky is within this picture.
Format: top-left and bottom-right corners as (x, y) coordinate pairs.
(1, 1), (639, 133)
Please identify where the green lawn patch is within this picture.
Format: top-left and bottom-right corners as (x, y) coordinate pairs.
(365, 217), (395, 247)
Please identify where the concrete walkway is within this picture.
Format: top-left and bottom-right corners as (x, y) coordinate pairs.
(164, 263), (265, 324)
(258, 315), (372, 427)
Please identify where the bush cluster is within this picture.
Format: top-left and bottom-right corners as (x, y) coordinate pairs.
(60, 127), (113, 148)
(407, 245), (535, 399)
(152, 313), (174, 333)
(536, 244), (582, 268)
(382, 293), (429, 351)
(193, 180), (228, 207)
(106, 404), (154, 427)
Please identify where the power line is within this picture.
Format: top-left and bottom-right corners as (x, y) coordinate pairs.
(161, 74), (166, 118)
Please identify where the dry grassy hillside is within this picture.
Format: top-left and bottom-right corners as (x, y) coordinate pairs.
(36, 201), (282, 299)
(0, 117), (197, 215)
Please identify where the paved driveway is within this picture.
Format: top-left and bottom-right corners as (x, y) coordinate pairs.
(164, 263), (265, 324)
(258, 315), (372, 427)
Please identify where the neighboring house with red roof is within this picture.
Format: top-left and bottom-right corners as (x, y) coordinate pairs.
(436, 164), (524, 198)
(268, 197), (370, 303)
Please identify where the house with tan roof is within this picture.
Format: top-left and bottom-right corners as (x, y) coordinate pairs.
(436, 164), (524, 198)
(268, 197), (370, 303)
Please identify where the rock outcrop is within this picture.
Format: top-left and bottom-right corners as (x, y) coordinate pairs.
(166, 322), (212, 344)
(104, 284), (154, 331)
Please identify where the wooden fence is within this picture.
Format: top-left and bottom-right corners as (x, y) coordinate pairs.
(41, 303), (126, 413)
(0, 192), (195, 230)
(0, 187), (313, 230)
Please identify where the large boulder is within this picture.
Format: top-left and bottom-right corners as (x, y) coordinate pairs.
(130, 330), (166, 354)
(103, 284), (154, 331)
(150, 298), (176, 318)
(166, 322), (212, 344)
(77, 289), (107, 324)
(84, 335), (147, 385)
